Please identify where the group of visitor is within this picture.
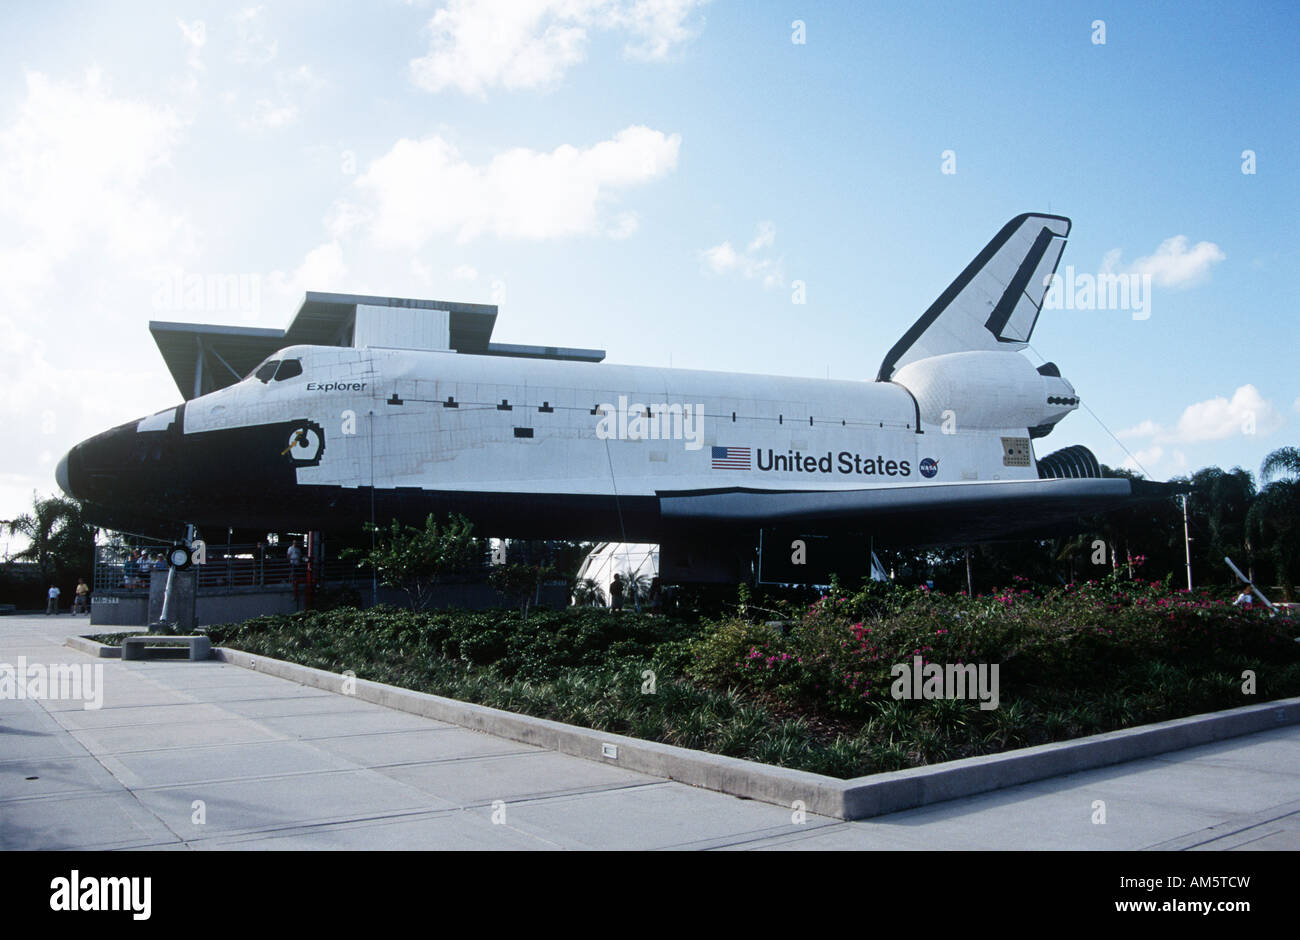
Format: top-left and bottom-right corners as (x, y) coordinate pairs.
(45, 579), (90, 615)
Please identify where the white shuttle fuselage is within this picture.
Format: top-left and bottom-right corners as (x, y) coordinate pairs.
(58, 213), (1179, 571)
(180, 343), (1053, 500)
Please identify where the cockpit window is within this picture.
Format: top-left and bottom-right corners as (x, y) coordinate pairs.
(253, 360), (280, 383)
(273, 359), (303, 381)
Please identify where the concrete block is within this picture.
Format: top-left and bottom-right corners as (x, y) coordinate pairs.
(121, 635), (211, 661)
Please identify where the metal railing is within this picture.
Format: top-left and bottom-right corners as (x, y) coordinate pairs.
(93, 544), (326, 593)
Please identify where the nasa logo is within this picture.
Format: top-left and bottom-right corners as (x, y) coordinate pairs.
(920, 457), (939, 478)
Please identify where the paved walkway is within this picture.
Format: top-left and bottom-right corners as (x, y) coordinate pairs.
(2, 614), (1298, 850)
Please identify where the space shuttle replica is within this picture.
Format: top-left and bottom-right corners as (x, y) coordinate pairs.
(58, 213), (1177, 582)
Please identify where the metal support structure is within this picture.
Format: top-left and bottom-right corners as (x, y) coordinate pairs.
(156, 564), (176, 630)
(1225, 556), (1278, 613)
(206, 344), (244, 383)
(193, 336), (205, 399)
(1182, 494), (1193, 592)
(368, 409), (377, 607)
(306, 530), (321, 610)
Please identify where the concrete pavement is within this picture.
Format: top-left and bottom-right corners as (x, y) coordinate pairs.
(2, 614), (1298, 850)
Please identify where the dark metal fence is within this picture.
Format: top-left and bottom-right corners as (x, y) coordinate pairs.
(93, 543), (327, 593)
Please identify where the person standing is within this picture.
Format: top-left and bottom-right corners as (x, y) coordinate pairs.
(287, 539), (303, 578)
(46, 584), (60, 615)
(74, 578), (90, 615)
(609, 572), (624, 611)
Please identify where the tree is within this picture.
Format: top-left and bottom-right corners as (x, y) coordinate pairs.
(1247, 447), (1300, 600)
(342, 513), (483, 610)
(571, 577), (607, 607)
(488, 563), (556, 618)
(5, 494), (97, 585)
(616, 567), (653, 608)
(494, 538), (595, 601)
(1261, 446), (1300, 482)
(1186, 466), (1256, 584)
(1052, 533), (1095, 584)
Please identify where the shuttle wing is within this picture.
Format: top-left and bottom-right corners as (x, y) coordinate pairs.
(659, 476), (1181, 546)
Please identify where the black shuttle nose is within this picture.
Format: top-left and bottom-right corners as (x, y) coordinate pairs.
(56, 414), (178, 530)
(59, 404), (309, 533)
(56, 450), (72, 497)
(56, 441), (91, 501)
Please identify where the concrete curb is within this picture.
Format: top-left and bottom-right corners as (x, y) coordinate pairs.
(206, 645), (1300, 820)
(837, 698), (1300, 818)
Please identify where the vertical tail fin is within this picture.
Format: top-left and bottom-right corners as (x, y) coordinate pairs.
(877, 213), (1071, 381)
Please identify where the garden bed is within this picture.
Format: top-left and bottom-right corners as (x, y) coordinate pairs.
(186, 578), (1300, 779)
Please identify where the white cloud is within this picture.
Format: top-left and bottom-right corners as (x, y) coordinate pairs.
(0, 67), (210, 524)
(451, 264), (479, 280)
(178, 19), (207, 71)
(1120, 385), (1284, 444)
(607, 211), (639, 239)
(247, 99), (298, 128)
(1120, 446), (1189, 478)
(1120, 446), (1163, 474)
(265, 241), (349, 308)
(617, 0), (709, 60)
(701, 221), (785, 289)
(0, 70), (191, 303)
(237, 66), (322, 130)
(1101, 235), (1225, 288)
(1170, 385), (1283, 441)
(409, 0), (707, 95)
(234, 6), (278, 66)
(747, 220), (775, 252)
(355, 125), (680, 245)
(702, 241), (739, 272)
(326, 201), (372, 239)
(1117, 419), (1161, 439)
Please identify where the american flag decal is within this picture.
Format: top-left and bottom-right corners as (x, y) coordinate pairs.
(711, 446), (751, 469)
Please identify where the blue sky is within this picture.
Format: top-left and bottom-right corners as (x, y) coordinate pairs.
(0, 0), (1296, 535)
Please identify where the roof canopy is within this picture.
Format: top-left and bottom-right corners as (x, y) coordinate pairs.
(151, 291), (605, 400)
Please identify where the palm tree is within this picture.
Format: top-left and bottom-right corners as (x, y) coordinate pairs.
(1246, 447), (1300, 600)
(4, 494), (97, 584)
(618, 569), (653, 605)
(571, 577), (607, 607)
(1261, 446), (1300, 483)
